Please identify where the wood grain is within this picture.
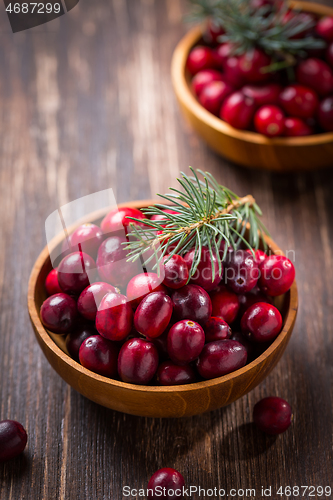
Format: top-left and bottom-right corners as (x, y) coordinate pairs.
(0, 0), (332, 498)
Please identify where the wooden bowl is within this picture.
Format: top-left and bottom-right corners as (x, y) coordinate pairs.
(171, 1), (333, 172)
(28, 200), (298, 418)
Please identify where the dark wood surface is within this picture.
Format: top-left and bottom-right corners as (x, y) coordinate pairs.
(0, 0), (332, 498)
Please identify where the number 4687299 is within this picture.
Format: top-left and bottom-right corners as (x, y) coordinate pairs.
(5, 3), (61, 14)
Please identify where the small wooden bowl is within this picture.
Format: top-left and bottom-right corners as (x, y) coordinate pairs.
(28, 200), (298, 418)
(171, 1), (333, 172)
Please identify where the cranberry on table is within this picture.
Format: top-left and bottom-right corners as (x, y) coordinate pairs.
(148, 468), (185, 500)
(40, 293), (77, 334)
(77, 282), (118, 321)
(58, 251), (96, 295)
(259, 255), (295, 296)
(279, 85), (319, 119)
(126, 272), (166, 309)
(253, 397), (292, 435)
(118, 338), (159, 384)
(238, 48), (271, 83)
(210, 285), (240, 324)
(101, 206), (146, 235)
(134, 291), (173, 338)
(296, 58), (333, 97)
(186, 46), (218, 75)
(95, 292), (133, 341)
(0, 420), (27, 462)
(196, 340), (247, 379)
(162, 254), (189, 289)
(79, 335), (118, 378)
(318, 96), (333, 132)
(156, 361), (197, 386)
(184, 246), (222, 292)
(220, 91), (256, 130)
(167, 320), (205, 365)
(316, 16), (333, 42)
(242, 83), (281, 108)
(171, 285), (212, 326)
(70, 223), (105, 258)
(254, 105), (285, 137)
(284, 117), (313, 137)
(66, 325), (97, 362)
(246, 249), (267, 265)
(199, 80), (234, 115)
(224, 249), (259, 294)
(191, 69), (225, 97)
(45, 268), (62, 296)
(204, 317), (232, 343)
(241, 302), (282, 343)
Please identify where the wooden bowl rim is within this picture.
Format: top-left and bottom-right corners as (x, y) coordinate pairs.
(28, 199), (298, 395)
(171, 0), (333, 147)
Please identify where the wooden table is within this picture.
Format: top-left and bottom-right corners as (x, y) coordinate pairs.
(0, 0), (332, 498)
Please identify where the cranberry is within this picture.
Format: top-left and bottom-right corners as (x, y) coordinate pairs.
(204, 317), (232, 343)
(205, 19), (225, 44)
(191, 69), (225, 97)
(238, 48), (271, 83)
(279, 84), (319, 119)
(162, 254), (189, 289)
(284, 117), (313, 136)
(224, 250), (259, 293)
(326, 42), (333, 68)
(95, 292), (133, 341)
(171, 285), (212, 325)
(241, 302), (282, 342)
(199, 79), (234, 115)
(215, 42), (234, 66)
(126, 272), (166, 309)
(79, 335), (118, 378)
(196, 340), (247, 379)
(184, 246), (222, 292)
(70, 223), (105, 258)
(259, 255), (295, 296)
(167, 320), (205, 365)
(253, 397), (292, 434)
(118, 338), (159, 384)
(45, 268), (62, 296)
(223, 57), (245, 88)
(58, 251), (96, 295)
(66, 324), (97, 361)
(150, 208), (179, 223)
(242, 83), (281, 108)
(316, 16), (333, 42)
(134, 292), (173, 338)
(238, 285), (272, 316)
(318, 96), (333, 132)
(230, 331), (254, 358)
(77, 282), (117, 321)
(148, 468), (185, 500)
(221, 91), (256, 129)
(246, 249), (267, 265)
(186, 46), (218, 75)
(97, 235), (140, 288)
(254, 105), (285, 137)
(0, 420), (27, 462)
(156, 361), (196, 386)
(296, 58), (333, 97)
(210, 285), (240, 324)
(40, 293), (77, 334)
(101, 207), (145, 235)
(147, 328), (170, 361)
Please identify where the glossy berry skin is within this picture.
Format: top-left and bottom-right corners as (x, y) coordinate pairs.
(221, 91), (256, 130)
(279, 85), (319, 119)
(191, 69), (225, 97)
(186, 46), (218, 75)
(254, 105), (285, 137)
(148, 468), (185, 500)
(318, 96), (333, 132)
(58, 252), (96, 296)
(79, 335), (118, 378)
(238, 48), (271, 83)
(78, 282), (118, 321)
(171, 285), (212, 326)
(70, 223), (105, 258)
(241, 302), (283, 343)
(118, 338), (159, 384)
(184, 246), (222, 292)
(126, 272), (166, 309)
(210, 285), (240, 324)
(242, 83), (281, 108)
(97, 235), (140, 288)
(224, 250), (259, 294)
(246, 249), (267, 265)
(316, 16), (333, 42)
(66, 325), (97, 362)
(196, 340), (247, 380)
(296, 58), (333, 97)
(45, 268), (62, 296)
(284, 117), (313, 136)
(156, 361), (197, 386)
(223, 56), (245, 88)
(0, 420), (27, 462)
(204, 317), (232, 343)
(167, 320), (205, 365)
(101, 207), (145, 235)
(259, 255), (295, 296)
(134, 292), (173, 338)
(95, 292), (133, 341)
(215, 42), (234, 66)
(40, 293), (77, 334)
(199, 80), (234, 115)
(162, 254), (189, 289)
(253, 397), (292, 435)
(150, 208), (179, 224)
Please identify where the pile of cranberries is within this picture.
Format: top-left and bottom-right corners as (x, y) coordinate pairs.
(187, 13), (333, 136)
(40, 206), (295, 386)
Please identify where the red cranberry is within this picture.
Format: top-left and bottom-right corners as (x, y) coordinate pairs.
(259, 255), (295, 296)
(284, 117), (313, 136)
(101, 206), (145, 235)
(171, 285), (212, 326)
(162, 254), (189, 289)
(148, 468), (185, 500)
(95, 292), (133, 341)
(204, 317), (232, 342)
(134, 292), (173, 338)
(316, 16), (333, 42)
(186, 46), (218, 75)
(0, 420), (27, 462)
(58, 251), (96, 295)
(318, 96), (333, 131)
(156, 361), (196, 386)
(147, 328), (170, 361)
(70, 223), (104, 258)
(191, 69), (225, 97)
(167, 320), (205, 365)
(118, 338), (159, 384)
(79, 335), (118, 378)
(230, 331), (254, 358)
(45, 268), (62, 296)
(215, 42), (234, 66)
(238, 285), (272, 316)
(66, 324), (97, 361)
(241, 302), (282, 342)
(40, 293), (77, 334)
(97, 235), (140, 288)
(326, 42), (333, 68)
(205, 19), (225, 44)
(77, 282), (117, 321)
(196, 340), (247, 379)
(238, 48), (271, 83)
(246, 249), (267, 265)
(126, 272), (166, 309)
(296, 58), (333, 97)
(224, 250), (259, 293)
(253, 397), (292, 434)
(221, 91), (256, 129)
(199, 79), (234, 115)
(210, 285), (240, 324)
(223, 57), (245, 88)
(279, 84), (319, 119)
(254, 105), (285, 137)
(150, 208), (179, 223)
(184, 246), (222, 292)
(242, 83), (281, 108)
